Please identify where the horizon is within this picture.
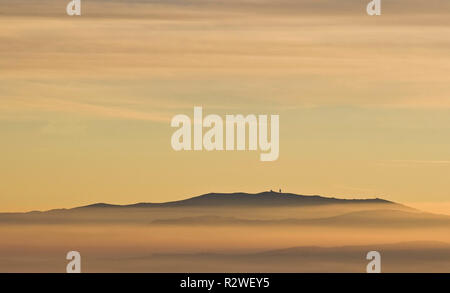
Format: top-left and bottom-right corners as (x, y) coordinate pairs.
(0, 190), (412, 214)
(5, 189), (450, 216)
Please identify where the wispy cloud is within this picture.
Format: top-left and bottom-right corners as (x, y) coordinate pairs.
(378, 160), (450, 166)
(1, 98), (173, 122)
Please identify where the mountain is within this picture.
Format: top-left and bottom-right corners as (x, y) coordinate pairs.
(0, 191), (415, 226)
(75, 191), (395, 209)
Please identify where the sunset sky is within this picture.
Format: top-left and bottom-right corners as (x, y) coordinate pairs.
(1, 0), (450, 212)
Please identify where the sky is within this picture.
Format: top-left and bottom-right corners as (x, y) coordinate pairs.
(1, 0), (450, 212)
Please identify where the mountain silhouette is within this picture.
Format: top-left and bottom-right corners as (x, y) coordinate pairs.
(76, 191), (394, 209)
(1, 188), (448, 258)
(0, 191), (413, 226)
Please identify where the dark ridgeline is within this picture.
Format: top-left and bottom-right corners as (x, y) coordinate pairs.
(2, 191), (449, 228)
(77, 191), (393, 209)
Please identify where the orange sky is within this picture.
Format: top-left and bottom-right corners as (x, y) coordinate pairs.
(1, 0), (450, 212)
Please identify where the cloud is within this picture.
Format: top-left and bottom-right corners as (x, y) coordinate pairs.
(1, 4), (450, 110)
(379, 160), (450, 166)
(1, 98), (173, 122)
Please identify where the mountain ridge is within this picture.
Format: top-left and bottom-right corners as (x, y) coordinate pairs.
(75, 191), (394, 210)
